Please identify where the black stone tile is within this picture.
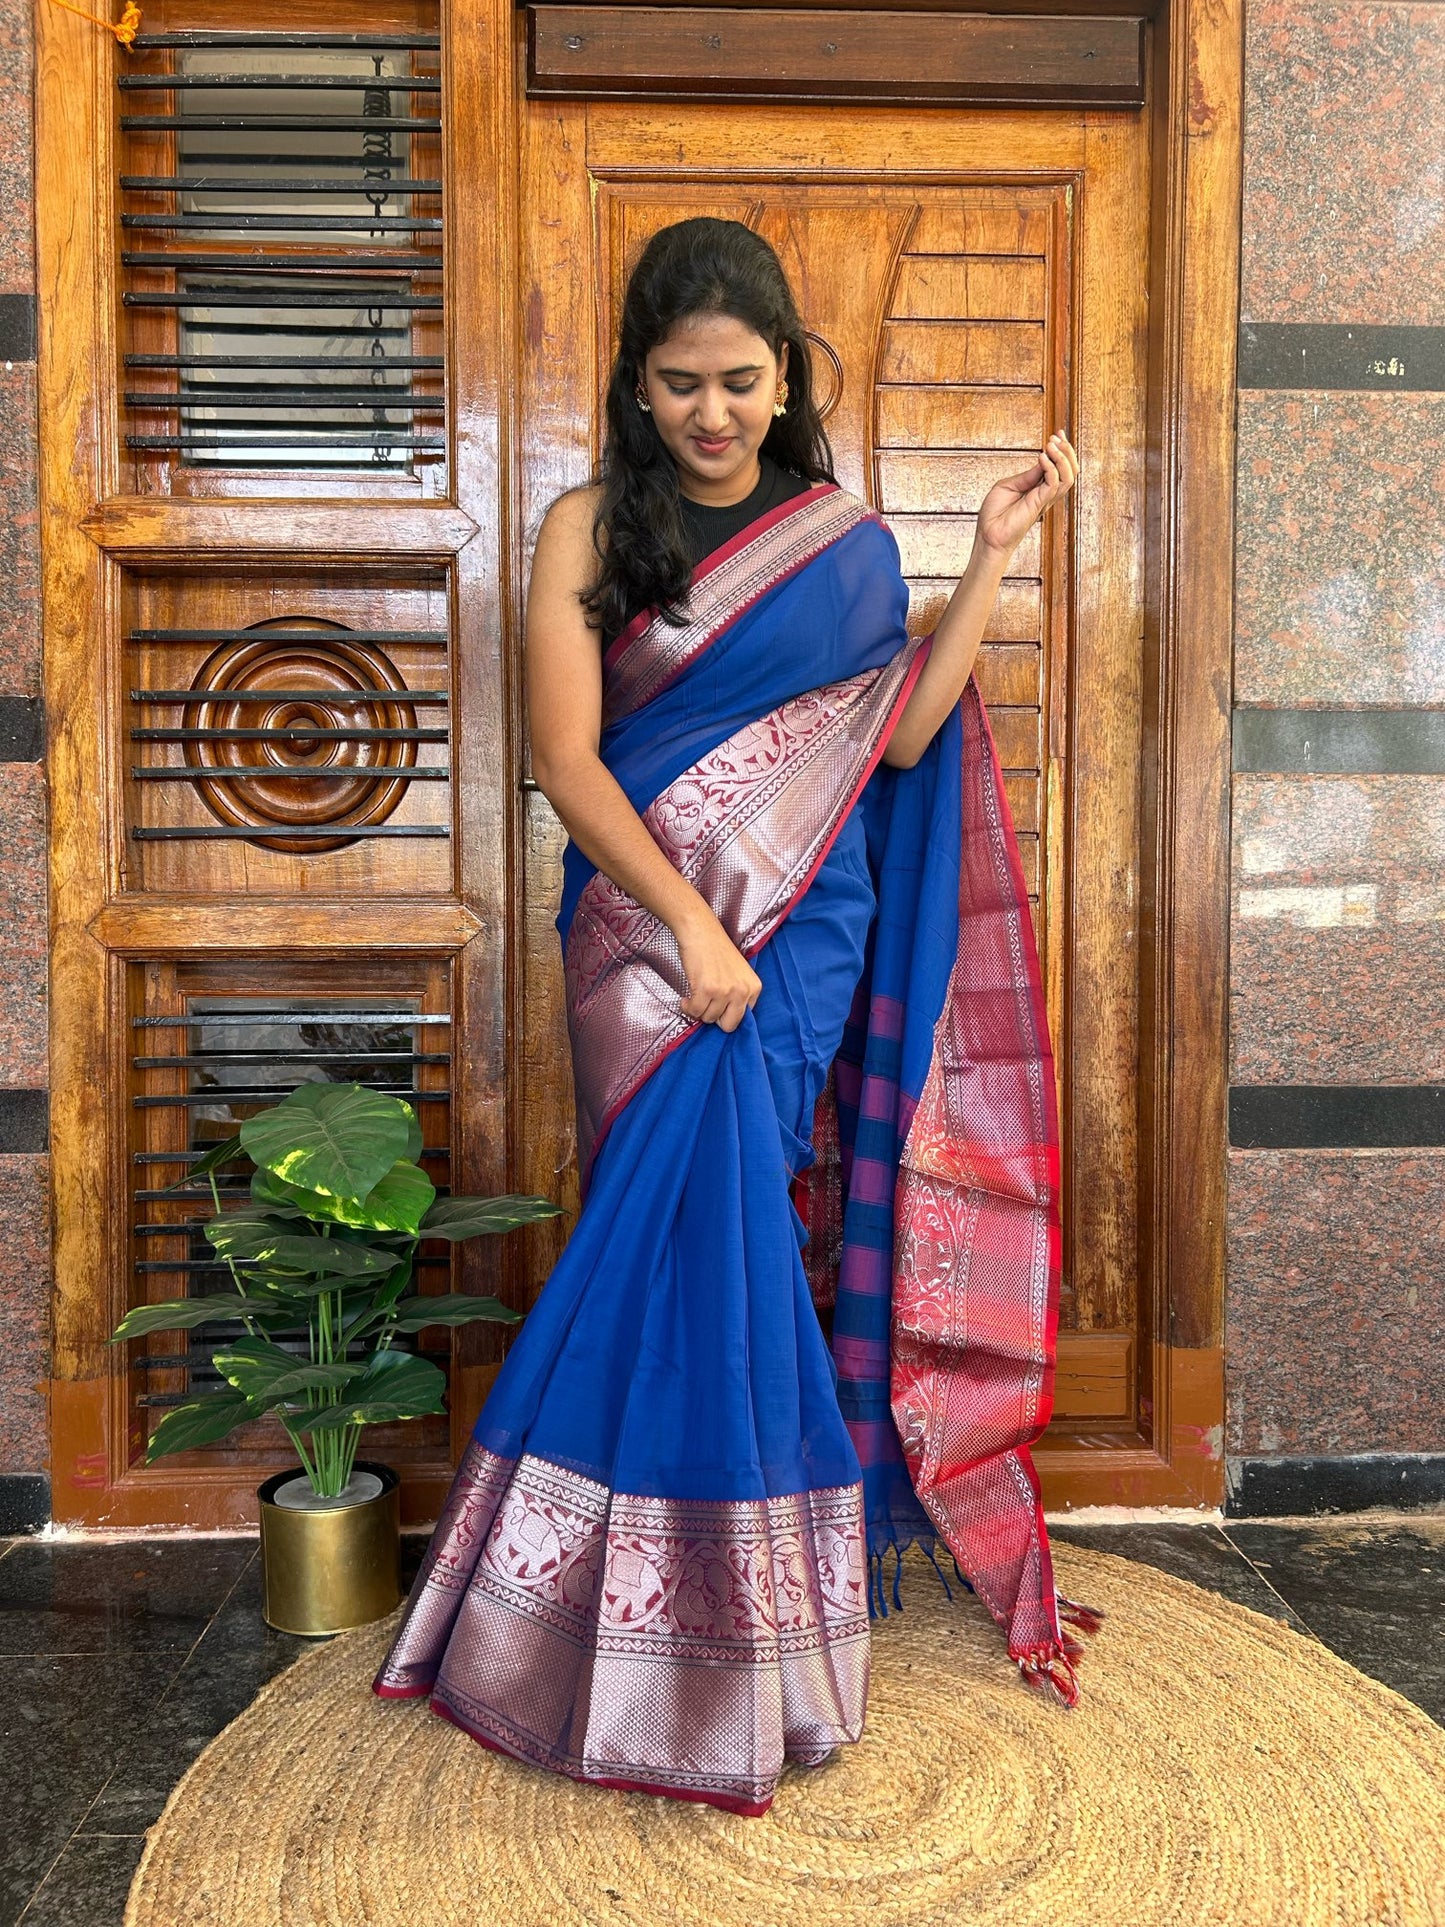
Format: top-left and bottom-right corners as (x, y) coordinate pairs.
(0, 1478), (50, 1534)
(0, 1650), (181, 1925)
(78, 1727), (224, 1841)
(0, 697), (42, 764)
(1050, 1521), (1311, 1631)
(16, 1835), (146, 1927)
(1224, 1519), (1445, 1725)
(0, 1537), (257, 1657)
(1229, 1085), (1445, 1149)
(1227, 1453), (1445, 1518)
(1233, 707), (1445, 776)
(0, 1092), (46, 1155)
(82, 1551), (314, 1838)
(0, 294), (35, 364)
(1238, 322), (1445, 391)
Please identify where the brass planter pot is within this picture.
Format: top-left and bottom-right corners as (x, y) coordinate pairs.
(256, 1459), (401, 1636)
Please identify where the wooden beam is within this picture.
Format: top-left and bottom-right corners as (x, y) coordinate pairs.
(526, 7), (1147, 105)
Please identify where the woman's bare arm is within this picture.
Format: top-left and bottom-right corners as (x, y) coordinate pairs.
(525, 488), (763, 1031)
(882, 430), (1078, 769)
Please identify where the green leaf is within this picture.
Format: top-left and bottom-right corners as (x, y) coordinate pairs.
(239, 1083), (412, 1204)
(107, 1293), (276, 1343)
(206, 1213), (397, 1279)
(211, 1335), (365, 1404)
(254, 1161), (434, 1236)
(399, 1100), (424, 1165)
(419, 1194), (563, 1241)
(388, 1293), (523, 1332)
(348, 1160), (435, 1234)
(144, 1387), (266, 1461)
(298, 1350), (448, 1432)
(248, 1169), (313, 1219)
(158, 1136), (247, 1192)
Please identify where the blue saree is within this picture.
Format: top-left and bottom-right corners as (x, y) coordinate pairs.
(373, 484), (1096, 1815)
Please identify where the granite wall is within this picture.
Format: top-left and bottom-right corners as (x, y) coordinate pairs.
(1226, 0), (1445, 1511)
(0, 0), (50, 1531)
(0, 2), (1439, 1523)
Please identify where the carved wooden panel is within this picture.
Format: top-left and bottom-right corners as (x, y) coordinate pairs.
(121, 568), (453, 894)
(520, 99), (1149, 1437)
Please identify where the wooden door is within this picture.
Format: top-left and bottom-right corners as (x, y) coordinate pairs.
(38, 0), (1238, 1527)
(516, 95), (1166, 1504)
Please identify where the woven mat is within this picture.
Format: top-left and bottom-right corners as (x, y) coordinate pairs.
(124, 1544), (1445, 1927)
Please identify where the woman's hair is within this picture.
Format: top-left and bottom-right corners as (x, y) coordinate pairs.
(581, 216), (836, 643)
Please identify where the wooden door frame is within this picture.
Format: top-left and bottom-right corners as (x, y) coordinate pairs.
(35, 0), (1239, 1525)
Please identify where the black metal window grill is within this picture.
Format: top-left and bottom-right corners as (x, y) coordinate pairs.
(125, 616), (452, 850)
(130, 996), (453, 1417)
(119, 27), (444, 476)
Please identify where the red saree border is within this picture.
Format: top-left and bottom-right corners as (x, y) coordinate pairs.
(565, 629), (932, 1195)
(890, 675), (1101, 1705)
(600, 485), (871, 728)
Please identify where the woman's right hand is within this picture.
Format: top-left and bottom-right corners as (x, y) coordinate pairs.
(674, 909), (763, 1032)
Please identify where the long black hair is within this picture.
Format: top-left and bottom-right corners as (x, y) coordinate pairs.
(581, 217), (836, 643)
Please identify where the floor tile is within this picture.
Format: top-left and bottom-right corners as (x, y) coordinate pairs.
(82, 1553), (312, 1840)
(15, 1836), (146, 1927)
(0, 1650), (180, 1926)
(1225, 1517), (1445, 1723)
(1050, 1522), (1311, 1631)
(0, 1538), (256, 1657)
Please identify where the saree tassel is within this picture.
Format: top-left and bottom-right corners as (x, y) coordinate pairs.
(919, 1537), (955, 1602)
(1013, 1643), (1082, 1710)
(1056, 1591), (1107, 1638)
(891, 1542), (904, 1612)
(868, 1549), (887, 1619)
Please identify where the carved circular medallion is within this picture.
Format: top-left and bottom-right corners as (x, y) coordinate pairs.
(183, 619), (418, 854)
(803, 330), (844, 422)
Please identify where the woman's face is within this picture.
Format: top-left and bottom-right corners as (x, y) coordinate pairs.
(639, 310), (790, 504)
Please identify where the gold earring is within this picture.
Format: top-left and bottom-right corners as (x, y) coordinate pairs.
(634, 381), (651, 413)
(773, 378), (789, 418)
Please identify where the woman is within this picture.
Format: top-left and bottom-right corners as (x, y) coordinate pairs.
(373, 217), (1089, 1816)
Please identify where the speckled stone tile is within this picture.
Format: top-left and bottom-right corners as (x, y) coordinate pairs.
(0, 361), (40, 696)
(0, 1155), (48, 1477)
(0, 1648), (183, 1925)
(0, 761), (46, 1087)
(1226, 1148), (1445, 1456)
(17, 1834), (147, 1927)
(1242, 1), (1445, 324)
(1234, 392), (1445, 707)
(0, 0), (34, 299)
(0, 1534), (255, 1658)
(1231, 773), (1445, 1081)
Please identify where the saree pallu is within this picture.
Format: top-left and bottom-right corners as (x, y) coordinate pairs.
(372, 484), (1099, 1815)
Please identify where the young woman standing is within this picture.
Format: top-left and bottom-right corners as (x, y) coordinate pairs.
(374, 216), (1086, 1816)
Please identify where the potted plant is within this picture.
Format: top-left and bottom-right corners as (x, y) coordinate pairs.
(107, 1081), (560, 1635)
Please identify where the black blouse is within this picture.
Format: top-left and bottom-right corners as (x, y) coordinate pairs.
(610, 456), (815, 641)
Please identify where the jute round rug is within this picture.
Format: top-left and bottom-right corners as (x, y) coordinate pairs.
(123, 1545), (1445, 1927)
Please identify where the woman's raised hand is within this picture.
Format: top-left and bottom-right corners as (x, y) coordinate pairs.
(974, 429), (1079, 564)
(675, 909), (763, 1033)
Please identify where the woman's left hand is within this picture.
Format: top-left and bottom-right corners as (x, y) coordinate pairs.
(974, 430), (1079, 564)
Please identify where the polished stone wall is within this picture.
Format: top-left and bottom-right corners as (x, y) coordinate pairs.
(1226, 0), (1445, 1502)
(0, 0), (48, 1511)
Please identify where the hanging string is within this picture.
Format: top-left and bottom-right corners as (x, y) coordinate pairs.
(48, 0), (142, 48)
